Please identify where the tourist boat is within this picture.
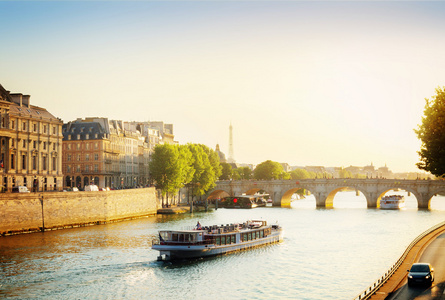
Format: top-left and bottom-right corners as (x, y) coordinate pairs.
(380, 195), (405, 209)
(219, 195), (267, 208)
(152, 220), (283, 261)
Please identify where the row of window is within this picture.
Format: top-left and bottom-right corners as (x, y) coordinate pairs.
(8, 139), (57, 151)
(65, 163), (141, 174)
(215, 235), (237, 246)
(10, 119), (58, 135)
(65, 142), (99, 150)
(9, 153), (57, 171)
(66, 164), (99, 173)
(66, 133), (99, 140)
(240, 229), (267, 242)
(67, 153), (100, 161)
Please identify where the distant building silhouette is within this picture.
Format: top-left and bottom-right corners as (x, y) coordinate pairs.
(215, 144), (227, 163)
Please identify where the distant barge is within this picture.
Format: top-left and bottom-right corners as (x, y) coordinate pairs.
(219, 195), (268, 208)
(380, 195), (405, 209)
(152, 220), (283, 261)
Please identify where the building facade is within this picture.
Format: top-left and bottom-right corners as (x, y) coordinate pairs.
(0, 84), (63, 192)
(62, 118), (175, 190)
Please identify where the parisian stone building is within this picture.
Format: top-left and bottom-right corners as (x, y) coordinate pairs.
(62, 118), (175, 190)
(0, 84), (63, 191)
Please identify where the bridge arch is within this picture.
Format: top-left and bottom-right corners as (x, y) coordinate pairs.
(376, 187), (422, 208)
(281, 188), (307, 206)
(323, 187), (369, 208)
(423, 187), (445, 209)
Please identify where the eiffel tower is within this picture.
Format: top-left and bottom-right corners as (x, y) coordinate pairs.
(228, 122), (235, 163)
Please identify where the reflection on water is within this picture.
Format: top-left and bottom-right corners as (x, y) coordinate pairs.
(1, 192), (445, 299)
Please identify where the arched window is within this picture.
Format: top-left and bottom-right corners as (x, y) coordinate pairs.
(76, 176), (81, 188)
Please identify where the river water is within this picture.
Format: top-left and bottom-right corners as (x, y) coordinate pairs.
(1, 191), (445, 300)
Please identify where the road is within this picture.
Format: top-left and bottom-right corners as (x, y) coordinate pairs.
(388, 233), (445, 300)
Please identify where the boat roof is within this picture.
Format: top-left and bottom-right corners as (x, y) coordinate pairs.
(159, 229), (206, 233)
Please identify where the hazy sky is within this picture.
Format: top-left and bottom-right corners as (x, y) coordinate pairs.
(2, 1), (445, 173)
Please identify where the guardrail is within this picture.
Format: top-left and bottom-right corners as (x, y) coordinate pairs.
(354, 220), (445, 300)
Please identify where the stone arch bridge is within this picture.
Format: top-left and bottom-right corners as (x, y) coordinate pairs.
(208, 179), (445, 209)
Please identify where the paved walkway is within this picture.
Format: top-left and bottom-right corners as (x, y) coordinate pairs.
(369, 225), (445, 299)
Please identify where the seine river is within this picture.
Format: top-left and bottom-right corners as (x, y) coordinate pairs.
(1, 191), (445, 300)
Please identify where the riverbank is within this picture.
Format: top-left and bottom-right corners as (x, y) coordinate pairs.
(0, 188), (157, 236)
(157, 204), (216, 214)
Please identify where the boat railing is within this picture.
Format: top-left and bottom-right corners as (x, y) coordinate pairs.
(152, 239), (216, 246)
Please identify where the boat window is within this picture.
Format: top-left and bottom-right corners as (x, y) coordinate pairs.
(248, 233), (252, 240)
(216, 237), (221, 245)
(231, 235), (235, 244)
(256, 231), (260, 239)
(190, 234), (195, 242)
(160, 232), (169, 241)
(221, 236), (226, 244)
(179, 234), (184, 242)
(172, 233), (178, 241)
(260, 230), (264, 238)
(243, 233), (247, 242)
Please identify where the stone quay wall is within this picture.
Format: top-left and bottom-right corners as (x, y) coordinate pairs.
(0, 188), (157, 236)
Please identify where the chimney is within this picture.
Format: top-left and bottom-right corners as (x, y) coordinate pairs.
(10, 93), (23, 106)
(22, 95), (30, 108)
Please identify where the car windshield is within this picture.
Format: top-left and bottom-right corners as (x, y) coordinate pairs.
(410, 264), (430, 272)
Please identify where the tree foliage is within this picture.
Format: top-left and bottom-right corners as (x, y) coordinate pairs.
(149, 143), (222, 199)
(187, 144), (221, 197)
(234, 166), (252, 180)
(220, 163), (232, 180)
(253, 160), (284, 180)
(415, 86), (445, 177)
(149, 144), (192, 197)
(290, 168), (311, 179)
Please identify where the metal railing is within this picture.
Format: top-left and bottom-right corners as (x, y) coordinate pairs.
(354, 220), (445, 300)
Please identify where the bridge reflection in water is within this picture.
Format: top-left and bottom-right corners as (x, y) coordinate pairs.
(207, 179), (445, 209)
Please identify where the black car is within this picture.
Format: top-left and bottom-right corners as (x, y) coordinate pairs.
(407, 263), (434, 286)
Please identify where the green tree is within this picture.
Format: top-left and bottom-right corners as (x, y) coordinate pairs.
(253, 160), (284, 180)
(199, 144), (222, 183)
(338, 169), (352, 178)
(149, 144), (191, 204)
(188, 144), (215, 197)
(232, 168), (241, 180)
(220, 163), (232, 180)
(237, 166), (252, 180)
(178, 144), (194, 187)
(415, 86), (445, 177)
(282, 172), (291, 180)
(290, 168), (311, 179)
